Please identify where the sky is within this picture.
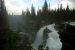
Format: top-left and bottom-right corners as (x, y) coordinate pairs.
(4, 0), (75, 15)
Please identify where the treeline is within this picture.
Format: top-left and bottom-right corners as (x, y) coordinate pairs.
(22, 0), (75, 34)
(22, 0), (75, 24)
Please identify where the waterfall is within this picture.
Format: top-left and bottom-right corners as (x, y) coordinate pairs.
(32, 24), (62, 50)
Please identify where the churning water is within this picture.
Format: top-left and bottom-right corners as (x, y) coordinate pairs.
(32, 24), (62, 50)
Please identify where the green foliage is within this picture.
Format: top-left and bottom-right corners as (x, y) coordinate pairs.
(46, 47), (49, 50)
(31, 4), (36, 20)
(25, 42), (33, 50)
(5, 29), (19, 50)
(38, 44), (44, 50)
(0, 0), (19, 50)
(43, 0), (48, 11)
(0, 0), (8, 50)
(0, 0), (8, 27)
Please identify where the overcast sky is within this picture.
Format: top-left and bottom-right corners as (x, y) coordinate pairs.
(4, 0), (75, 15)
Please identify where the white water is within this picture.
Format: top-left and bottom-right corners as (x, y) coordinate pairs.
(32, 24), (62, 50)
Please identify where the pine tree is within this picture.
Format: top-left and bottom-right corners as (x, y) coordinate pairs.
(0, 0), (8, 50)
(26, 8), (30, 17)
(31, 4), (36, 20)
(22, 10), (25, 17)
(66, 4), (69, 11)
(26, 8), (30, 20)
(60, 4), (62, 11)
(0, 0), (7, 28)
(0, 0), (19, 50)
(42, 0), (49, 22)
(65, 4), (70, 22)
(43, 0), (48, 11)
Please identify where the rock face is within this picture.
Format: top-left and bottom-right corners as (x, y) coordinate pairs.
(43, 27), (52, 46)
(58, 24), (75, 50)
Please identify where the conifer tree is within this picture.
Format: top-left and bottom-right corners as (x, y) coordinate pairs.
(0, 0), (19, 50)
(66, 4), (69, 11)
(43, 0), (48, 11)
(42, 0), (49, 22)
(0, 0), (8, 49)
(31, 4), (36, 20)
